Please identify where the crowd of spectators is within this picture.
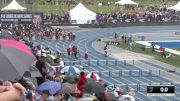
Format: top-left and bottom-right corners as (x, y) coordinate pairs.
(43, 5), (180, 25)
(0, 23), (76, 41)
(0, 46), (137, 101)
(0, 45), (136, 101)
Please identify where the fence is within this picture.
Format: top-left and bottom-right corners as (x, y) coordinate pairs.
(64, 59), (135, 67)
(107, 83), (179, 92)
(43, 21), (180, 28)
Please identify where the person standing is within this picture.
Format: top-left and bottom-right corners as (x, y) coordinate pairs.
(35, 60), (48, 86)
(84, 51), (89, 60)
(59, 58), (65, 68)
(141, 36), (145, 41)
(159, 47), (166, 57)
(72, 46), (78, 59)
(104, 45), (108, 57)
(77, 72), (87, 98)
(151, 42), (155, 52)
(67, 47), (71, 56)
(74, 46), (78, 58)
(114, 33), (118, 41)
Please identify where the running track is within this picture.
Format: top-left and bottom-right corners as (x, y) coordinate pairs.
(33, 26), (180, 101)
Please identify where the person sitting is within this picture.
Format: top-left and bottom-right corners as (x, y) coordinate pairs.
(113, 86), (124, 98)
(26, 90), (36, 101)
(42, 47), (51, 55)
(104, 45), (108, 57)
(128, 88), (136, 97)
(59, 58), (65, 68)
(54, 57), (60, 63)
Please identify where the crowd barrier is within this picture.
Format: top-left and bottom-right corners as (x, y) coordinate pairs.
(64, 59), (135, 67)
(107, 83), (178, 92)
(44, 21), (180, 28)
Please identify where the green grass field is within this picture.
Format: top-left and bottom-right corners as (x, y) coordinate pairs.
(117, 42), (180, 67)
(0, 0), (177, 14)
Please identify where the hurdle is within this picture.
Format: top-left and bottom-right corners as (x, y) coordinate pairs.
(109, 70), (120, 78)
(130, 70), (141, 77)
(80, 60), (89, 67)
(89, 60), (98, 66)
(86, 70), (161, 78)
(121, 70), (131, 77)
(99, 71), (110, 78)
(64, 59), (136, 67)
(107, 60), (117, 66)
(97, 60), (107, 66)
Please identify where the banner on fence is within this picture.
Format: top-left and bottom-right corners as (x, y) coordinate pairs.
(0, 13), (43, 24)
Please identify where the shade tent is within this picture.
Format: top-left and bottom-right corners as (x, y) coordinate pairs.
(168, 2), (180, 11)
(70, 3), (96, 24)
(115, 0), (138, 6)
(1, 0), (26, 11)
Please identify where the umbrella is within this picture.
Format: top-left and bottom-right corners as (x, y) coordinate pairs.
(85, 72), (100, 81)
(61, 66), (80, 76)
(0, 39), (38, 81)
(58, 83), (77, 94)
(36, 81), (61, 96)
(63, 75), (79, 84)
(84, 79), (105, 94)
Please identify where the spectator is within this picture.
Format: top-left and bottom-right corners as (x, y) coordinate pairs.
(0, 82), (27, 101)
(77, 72), (87, 98)
(26, 90), (35, 101)
(59, 58), (65, 68)
(35, 60), (48, 85)
(0, 80), (3, 86)
(41, 90), (50, 101)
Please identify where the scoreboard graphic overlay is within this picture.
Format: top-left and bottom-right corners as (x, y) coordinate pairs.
(147, 84), (175, 96)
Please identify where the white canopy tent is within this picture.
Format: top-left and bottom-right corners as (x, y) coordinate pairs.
(69, 3), (96, 24)
(168, 2), (180, 11)
(1, 0), (26, 11)
(115, 0), (138, 6)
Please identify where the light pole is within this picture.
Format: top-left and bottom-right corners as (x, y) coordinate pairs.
(58, 0), (62, 14)
(0, 0), (2, 9)
(68, 0), (71, 11)
(4, 0), (6, 5)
